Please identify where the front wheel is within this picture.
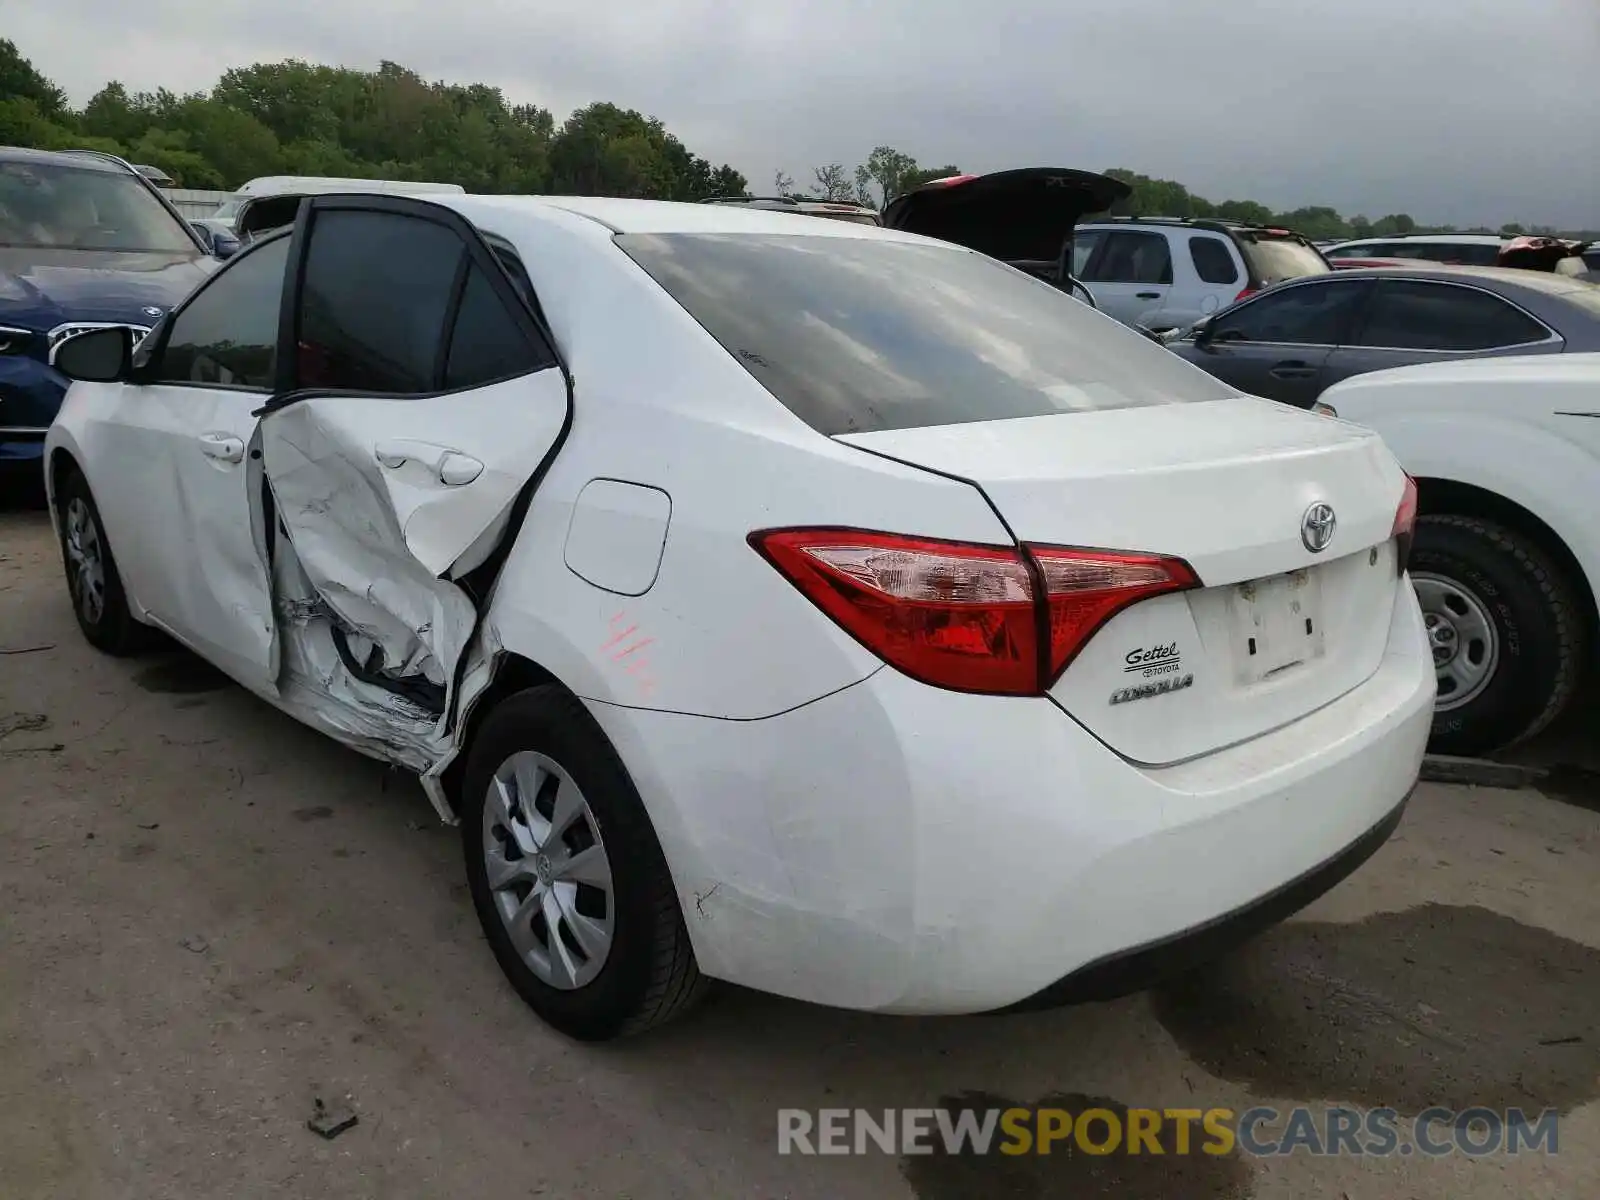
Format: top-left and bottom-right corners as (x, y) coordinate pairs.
(54, 467), (153, 656)
(1411, 515), (1586, 756)
(461, 685), (707, 1040)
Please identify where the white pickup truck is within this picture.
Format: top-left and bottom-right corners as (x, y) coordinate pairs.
(1320, 353), (1600, 755)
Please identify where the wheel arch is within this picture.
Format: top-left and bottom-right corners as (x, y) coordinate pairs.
(1414, 476), (1599, 655)
(47, 445), (83, 504)
(439, 651), (566, 817)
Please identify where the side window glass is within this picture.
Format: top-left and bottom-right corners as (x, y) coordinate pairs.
(1356, 282), (1549, 351)
(1070, 230), (1103, 278)
(1084, 232), (1172, 285)
(443, 265), (553, 390)
(1215, 280), (1368, 345)
(153, 235), (290, 388)
(1189, 237), (1239, 285)
(295, 209), (465, 393)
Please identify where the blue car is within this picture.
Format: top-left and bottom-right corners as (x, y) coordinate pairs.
(0, 147), (218, 474)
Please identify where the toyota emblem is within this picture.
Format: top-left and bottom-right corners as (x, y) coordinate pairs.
(1300, 502), (1336, 553)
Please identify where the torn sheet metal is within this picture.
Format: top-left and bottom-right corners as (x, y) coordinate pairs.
(268, 524), (446, 776)
(261, 403), (480, 707)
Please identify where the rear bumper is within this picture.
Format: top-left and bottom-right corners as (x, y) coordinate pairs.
(1002, 784), (1411, 1010)
(586, 582), (1434, 1014)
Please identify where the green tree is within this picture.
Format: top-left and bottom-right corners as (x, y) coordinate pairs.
(899, 163), (962, 191)
(1272, 206), (1348, 241)
(1214, 199), (1275, 225)
(854, 145), (920, 207)
(810, 163), (854, 201)
(0, 38), (68, 120)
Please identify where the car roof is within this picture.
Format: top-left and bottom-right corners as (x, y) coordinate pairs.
(435, 193), (931, 243)
(1314, 263), (1593, 294)
(1331, 234), (1506, 246)
(0, 145), (129, 173)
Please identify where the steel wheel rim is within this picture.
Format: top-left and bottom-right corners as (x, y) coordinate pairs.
(482, 750), (615, 990)
(63, 497), (106, 626)
(1413, 571), (1500, 712)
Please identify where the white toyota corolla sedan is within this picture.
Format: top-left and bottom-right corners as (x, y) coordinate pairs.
(43, 194), (1434, 1040)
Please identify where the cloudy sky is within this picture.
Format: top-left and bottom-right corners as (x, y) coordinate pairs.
(10, 0), (1598, 227)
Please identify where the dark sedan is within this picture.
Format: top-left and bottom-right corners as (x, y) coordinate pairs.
(1170, 266), (1600, 408)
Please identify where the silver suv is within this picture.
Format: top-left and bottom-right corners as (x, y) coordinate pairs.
(1071, 217), (1331, 333)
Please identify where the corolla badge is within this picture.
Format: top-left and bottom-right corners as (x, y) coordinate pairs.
(1300, 502), (1336, 553)
(141, 306), (165, 318)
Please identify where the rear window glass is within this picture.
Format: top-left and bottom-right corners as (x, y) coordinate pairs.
(1408, 243), (1501, 266)
(616, 232), (1235, 435)
(1189, 237), (1239, 285)
(1238, 235), (1329, 284)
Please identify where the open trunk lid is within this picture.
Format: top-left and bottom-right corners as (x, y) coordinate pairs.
(881, 168), (1131, 267)
(838, 398), (1409, 765)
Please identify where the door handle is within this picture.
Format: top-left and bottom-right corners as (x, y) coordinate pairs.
(374, 439), (484, 486)
(1136, 291), (1162, 300)
(197, 432), (245, 463)
(1269, 361), (1317, 379)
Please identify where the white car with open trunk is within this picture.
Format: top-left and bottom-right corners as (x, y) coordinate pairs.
(44, 194), (1433, 1039)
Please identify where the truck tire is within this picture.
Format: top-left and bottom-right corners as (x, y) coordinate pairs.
(1411, 515), (1585, 756)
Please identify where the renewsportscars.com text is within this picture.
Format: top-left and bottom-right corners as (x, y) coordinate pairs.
(777, 1106), (1560, 1158)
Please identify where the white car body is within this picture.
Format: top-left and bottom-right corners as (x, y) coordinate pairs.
(210, 175), (465, 225)
(1324, 234), (1508, 267)
(45, 195), (1433, 1026)
(1321, 354), (1600, 737)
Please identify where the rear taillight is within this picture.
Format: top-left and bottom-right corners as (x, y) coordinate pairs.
(1235, 287), (1258, 303)
(1392, 475), (1419, 576)
(1029, 546), (1199, 682)
(750, 529), (1197, 696)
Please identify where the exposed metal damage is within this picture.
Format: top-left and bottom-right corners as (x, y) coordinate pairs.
(250, 402), (507, 819)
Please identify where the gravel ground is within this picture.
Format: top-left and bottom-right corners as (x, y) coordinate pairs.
(3, 501), (1598, 1200)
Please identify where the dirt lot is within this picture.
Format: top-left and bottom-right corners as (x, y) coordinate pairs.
(3, 500), (1599, 1200)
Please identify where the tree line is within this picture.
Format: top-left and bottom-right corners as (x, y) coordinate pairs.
(2, 39), (1591, 240)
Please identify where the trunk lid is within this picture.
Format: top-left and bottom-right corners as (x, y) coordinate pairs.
(838, 397), (1408, 765)
(881, 168), (1131, 267)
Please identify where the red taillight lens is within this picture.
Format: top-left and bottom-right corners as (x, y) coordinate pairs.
(1029, 546), (1199, 683)
(1235, 287), (1258, 303)
(1392, 474), (1419, 575)
(751, 529), (1197, 696)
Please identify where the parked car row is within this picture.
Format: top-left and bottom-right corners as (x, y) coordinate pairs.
(5, 149), (1597, 1043)
(43, 190), (1432, 1042)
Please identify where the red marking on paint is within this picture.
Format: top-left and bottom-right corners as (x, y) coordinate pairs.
(600, 623), (640, 652)
(611, 638), (655, 661)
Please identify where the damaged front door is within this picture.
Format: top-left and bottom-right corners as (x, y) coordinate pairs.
(259, 197), (568, 737)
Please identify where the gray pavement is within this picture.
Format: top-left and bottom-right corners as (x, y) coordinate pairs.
(2, 504), (1597, 1199)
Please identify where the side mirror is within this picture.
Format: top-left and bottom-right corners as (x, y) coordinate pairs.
(54, 326), (132, 383)
(190, 221), (215, 252)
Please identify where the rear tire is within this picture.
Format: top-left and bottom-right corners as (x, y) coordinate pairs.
(1411, 515), (1585, 756)
(53, 466), (154, 656)
(461, 685), (706, 1040)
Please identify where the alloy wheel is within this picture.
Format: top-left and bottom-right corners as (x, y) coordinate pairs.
(481, 750), (616, 990)
(63, 497), (107, 626)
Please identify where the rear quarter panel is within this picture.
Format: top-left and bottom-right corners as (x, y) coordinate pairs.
(1322, 363), (1600, 611)
(465, 204), (1015, 719)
